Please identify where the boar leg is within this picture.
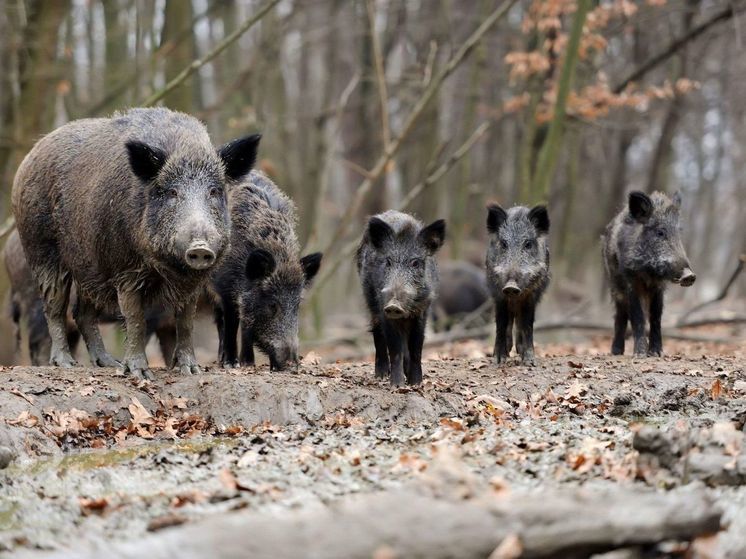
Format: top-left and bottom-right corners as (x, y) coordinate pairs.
(648, 288), (664, 356)
(611, 297), (628, 355)
(39, 268), (77, 367)
(372, 321), (389, 379)
(493, 299), (511, 364)
(117, 289), (153, 380)
(172, 296), (201, 375)
(220, 299), (240, 368)
(406, 316), (426, 385)
(517, 300), (536, 366)
(239, 324), (255, 367)
(73, 296), (120, 367)
(383, 320), (405, 387)
(627, 287), (648, 356)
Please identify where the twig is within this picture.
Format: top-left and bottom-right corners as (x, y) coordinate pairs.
(0, 216), (15, 239)
(613, 3), (742, 94)
(321, 0), (518, 256)
(312, 119), (495, 292)
(677, 254), (746, 325)
(142, 0), (281, 107)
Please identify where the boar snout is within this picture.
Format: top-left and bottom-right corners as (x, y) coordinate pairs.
(502, 279), (521, 296)
(676, 267), (696, 287)
(269, 343), (299, 371)
(384, 301), (407, 319)
(185, 241), (216, 270)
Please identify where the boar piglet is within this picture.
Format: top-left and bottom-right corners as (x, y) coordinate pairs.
(12, 107), (259, 378)
(211, 171), (322, 371)
(602, 191), (696, 356)
(357, 211), (445, 386)
(486, 204), (550, 366)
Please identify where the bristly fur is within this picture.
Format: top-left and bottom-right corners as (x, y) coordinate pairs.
(602, 190), (695, 357)
(357, 210), (445, 387)
(211, 171), (321, 370)
(11, 107), (255, 375)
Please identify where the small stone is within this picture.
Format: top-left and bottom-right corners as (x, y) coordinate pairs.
(0, 447), (15, 469)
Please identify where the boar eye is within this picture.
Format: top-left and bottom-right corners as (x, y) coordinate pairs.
(656, 228), (666, 238)
(209, 186), (221, 197)
(524, 240), (535, 250)
(410, 258), (423, 269)
(166, 188), (178, 199)
(385, 257), (393, 268)
(500, 240), (508, 250)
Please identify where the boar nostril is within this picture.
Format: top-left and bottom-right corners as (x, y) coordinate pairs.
(384, 303), (406, 319)
(185, 244), (216, 270)
(502, 280), (521, 296)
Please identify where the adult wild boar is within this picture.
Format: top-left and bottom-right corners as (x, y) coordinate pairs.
(210, 171), (322, 370)
(486, 204), (550, 366)
(357, 210), (445, 386)
(12, 108), (259, 378)
(602, 191), (696, 356)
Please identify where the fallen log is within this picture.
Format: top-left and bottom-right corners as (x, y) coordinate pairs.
(41, 487), (721, 559)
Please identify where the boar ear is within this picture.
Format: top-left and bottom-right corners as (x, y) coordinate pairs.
(218, 133), (261, 182)
(245, 248), (276, 281)
(126, 141), (167, 183)
(628, 191), (653, 222)
(368, 217), (394, 250)
(486, 204), (507, 234)
(528, 205), (550, 235)
(419, 219), (446, 254)
(301, 252), (323, 284)
(671, 190), (682, 209)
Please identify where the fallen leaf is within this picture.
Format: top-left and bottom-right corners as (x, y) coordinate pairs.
(79, 497), (109, 516)
(79, 386), (95, 397)
(219, 468), (256, 493)
(710, 379), (723, 400)
(301, 351), (322, 366)
(128, 397), (154, 427)
(9, 388), (35, 405)
(6, 411), (39, 428)
(489, 534), (523, 559)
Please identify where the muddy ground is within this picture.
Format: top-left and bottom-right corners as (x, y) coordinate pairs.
(0, 335), (745, 558)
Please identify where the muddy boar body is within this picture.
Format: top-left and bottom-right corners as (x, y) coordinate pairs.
(602, 191), (696, 356)
(12, 107), (259, 377)
(210, 171), (322, 371)
(357, 211), (446, 386)
(486, 205), (550, 366)
(4, 228), (177, 366)
(431, 260), (491, 331)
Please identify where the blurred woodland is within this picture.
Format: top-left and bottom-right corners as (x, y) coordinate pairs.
(0, 0), (745, 363)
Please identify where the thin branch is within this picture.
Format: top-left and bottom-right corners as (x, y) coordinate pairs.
(0, 216), (15, 239)
(142, 0), (281, 107)
(677, 254), (746, 324)
(612, 3), (742, 94)
(312, 119), (494, 293)
(366, 0), (391, 149)
(321, 0), (518, 256)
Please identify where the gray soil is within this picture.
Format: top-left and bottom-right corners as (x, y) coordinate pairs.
(1, 338), (745, 557)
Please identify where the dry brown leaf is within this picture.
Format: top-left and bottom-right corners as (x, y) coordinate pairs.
(6, 411), (39, 427)
(79, 497), (109, 516)
(489, 534), (523, 559)
(710, 379), (723, 400)
(147, 513), (187, 532)
(79, 386), (95, 397)
(439, 417), (466, 431)
(301, 351), (322, 366)
(128, 397), (154, 426)
(219, 468), (255, 493)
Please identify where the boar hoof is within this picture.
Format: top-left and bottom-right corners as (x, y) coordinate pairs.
(648, 349), (662, 357)
(374, 365), (389, 379)
(120, 357), (153, 380)
(92, 353), (121, 368)
(174, 353), (201, 376)
(51, 351), (77, 368)
(611, 346), (624, 356)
